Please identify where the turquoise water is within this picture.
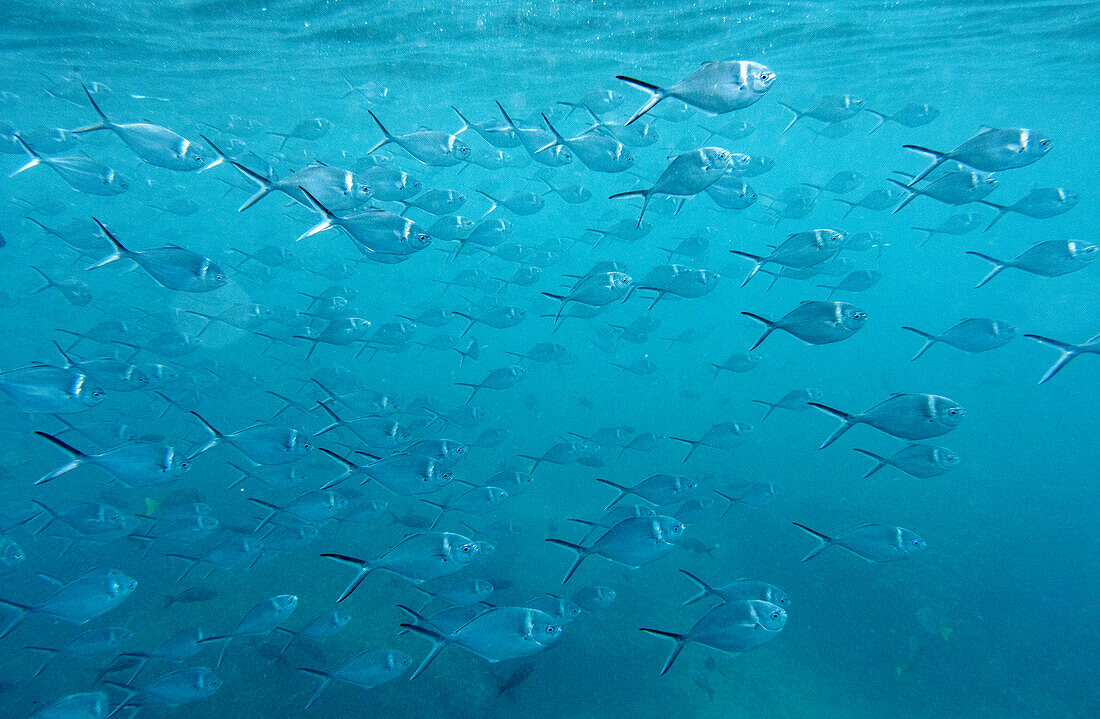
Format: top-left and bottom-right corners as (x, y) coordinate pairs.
(0, 1), (1097, 717)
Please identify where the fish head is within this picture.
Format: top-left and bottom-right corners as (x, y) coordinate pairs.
(899, 528), (927, 555)
(385, 650), (414, 674)
(448, 535), (481, 565)
(525, 611), (563, 648)
(272, 594), (299, 615)
(749, 63), (778, 93)
(754, 601), (788, 630)
(289, 430), (314, 457)
(474, 579), (495, 598)
(196, 668), (224, 695)
(932, 447), (961, 469)
(111, 574), (139, 599)
(201, 260), (229, 289)
(766, 586), (792, 608)
(170, 456), (192, 478)
(0, 539), (25, 567)
(845, 95), (864, 110)
(655, 515), (686, 543)
(992, 321), (1017, 339)
(352, 180), (375, 203)
(409, 230), (432, 250)
(1068, 240), (1097, 263)
(933, 397), (965, 428)
(1023, 129), (1052, 158)
(840, 304), (868, 330)
(197, 515), (220, 532)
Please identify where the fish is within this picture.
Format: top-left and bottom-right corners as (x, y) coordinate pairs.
(595, 474), (699, 507)
(977, 187), (1079, 230)
(87, 219), (228, 293)
(1024, 331), (1100, 383)
(187, 411), (313, 465)
(0, 567), (137, 638)
(298, 649), (412, 709)
(0, 364), (105, 414)
(33, 431), (191, 487)
(792, 522), (927, 562)
(546, 514), (685, 583)
(902, 319), (1017, 360)
(267, 117), (333, 148)
(810, 393), (965, 448)
(610, 147), (734, 226)
(617, 61), (776, 125)
(400, 605), (562, 679)
(9, 134), (129, 195)
(730, 229), (845, 286)
(668, 422), (753, 462)
(779, 94), (865, 133)
(200, 594), (298, 666)
(163, 587), (218, 608)
(742, 301), (866, 350)
(967, 240), (1096, 287)
(640, 599), (787, 674)
(106, 666), (223, 706)
(71, 85), (216, 170)
(853, 444), (960, 479)
(677, 570), (791, 608)
(903, 127), (1051, 184)
(367, 111), (471, 166)
(321, 531), (480, 601)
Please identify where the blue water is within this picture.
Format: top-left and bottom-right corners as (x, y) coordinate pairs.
(0, 1), (1097, 717)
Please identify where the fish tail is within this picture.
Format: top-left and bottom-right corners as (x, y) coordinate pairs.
(977, 200), (1009, 231)
(320, 553), (374, 603)
(534, 113), (564, 154)
(450, 105), (470, 134)
(677, 569), (715, 606)
(32, 431), (87, 484)
(886, 178), (918, 214)
(247, 497), (282, 532)
(1024, 334), (1083, 384)
(400, 622), (451, 680)
(667, 436), (699, 463)
(85, 218), (129, 269)
(196, 133), (225, 171)
(297, 668), (334, 709)
(638, 627), (688, 675)
(864, 108), (888, 133)
(594, 477), (630, 509)
(776, 101), (806, 134)
(751, 399), (778, 422)
(901, 326), (938, 361)
(544, 538), (592, 584)
(729, 250), (764, 287)
(807, 402), (858, 449)
(9, 134), (42, 176)
(615, 75), (667, 126)
(186, 410), (224, 459)
(453, 382), (481, 405)
(29, 266), (56, 293)
(740, 311), (775, 351)
(792, 521), (835, 561)
(475, 189), (499, 215)
(366, 110), (394, 153)
(852, 448), (888, 478)
(164, 553), (202, 582)
(70, 83), (112, 133)
(965, 250), (1008, 288)
(901, 144), (947, 184)
(228, 160), (275, 212)
(0, 598), (30, 640)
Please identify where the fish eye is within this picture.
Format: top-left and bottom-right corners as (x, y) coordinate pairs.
(832, 233), (843, 242)
(1040, 139), (1051, 147)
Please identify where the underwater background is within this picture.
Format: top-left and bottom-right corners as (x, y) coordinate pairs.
(0, 1), (1097, 717)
